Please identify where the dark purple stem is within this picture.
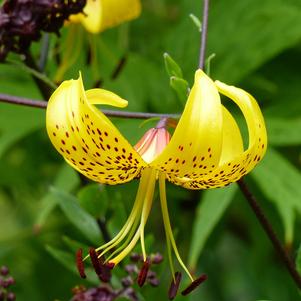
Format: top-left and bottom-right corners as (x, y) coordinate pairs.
(0, 93), (179, 120)
(198, 0), (210, 70)
(237, 179), (301, 289)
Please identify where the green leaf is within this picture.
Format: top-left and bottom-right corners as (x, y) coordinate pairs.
(208, 0), (301, 82)
(205, 53), (216, 76)
(188, 185), (237, 269)
(77, 184), (109, 218)
(170, 76), (189, 104)
(45, 245), (78, 275)
(189, 14), (202, 32)
(165, 0), (301, 83)
(62, 235), (90, 254)
(35, 165), (80, 228)
(251, 148), (301, 244)
(267, 118), (301, 146)
(46, 245), (99, 284)
(50, 188), (101, 244)
(163, 52), (183, 78)
(297, 244), (301, 275)
(7, 59), (57, 90)
(0, 103), (44, 158)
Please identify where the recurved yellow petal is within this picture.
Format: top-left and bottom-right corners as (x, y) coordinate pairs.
(219, 106), (244, 165)
(86, 88), (128, 107)
(72, 0), (102, 34)
(71, 0), (141, 33)
(100, 0), (141, 32)
(178, 82), (267, 189)
(46, 75), (146, 185)
(151, 69), (223, 181)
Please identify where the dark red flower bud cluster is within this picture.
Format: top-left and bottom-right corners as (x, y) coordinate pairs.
(0, 266), (16, 301)
(0, 0), (86, 61)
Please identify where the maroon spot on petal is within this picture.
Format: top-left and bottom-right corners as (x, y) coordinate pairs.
(72, 146), (77, 151)
(52, 132), (56, 136)
(61, 139), (66, 145)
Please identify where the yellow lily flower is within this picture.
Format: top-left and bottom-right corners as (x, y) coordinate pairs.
(46, 69), (267, 291)
(69, 0), (141, 34)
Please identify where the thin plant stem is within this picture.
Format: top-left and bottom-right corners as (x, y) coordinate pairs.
(0, 93), (179, 120)
(198, 0), (210, 70)
(238, 179), (301, 289)
(39, 33), (50, 71)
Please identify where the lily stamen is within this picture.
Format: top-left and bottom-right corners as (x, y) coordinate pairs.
(76, 248), (86, 279)
(181, 274), (208, 296)
(137, 259), (151, 287)
(168, 271), (182, 300)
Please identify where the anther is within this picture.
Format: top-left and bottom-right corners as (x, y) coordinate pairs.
(89, 248), (113, 282)
(76, 248), (86, 279)
(181, 274), (208, 296)
(98, 259), (112, 283)
(106, 262), (115, 270)
(89, 248), (102, 276)
(137, 259), (151, 287)
(168, 271), (182, 300)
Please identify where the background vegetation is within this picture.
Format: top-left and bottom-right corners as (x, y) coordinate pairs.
(0, 0), (301, 300)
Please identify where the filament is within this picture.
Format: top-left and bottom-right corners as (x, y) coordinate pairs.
(159, 173), (194, 282)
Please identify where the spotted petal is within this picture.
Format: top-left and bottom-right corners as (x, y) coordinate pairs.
(151, 69), (223, 182)
(71, 0), (141, 33)
(46, 75), (146, 185)
(179, 81), (267, 189)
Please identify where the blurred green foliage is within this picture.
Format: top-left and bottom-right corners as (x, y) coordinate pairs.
(1, 0), (301, 300)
